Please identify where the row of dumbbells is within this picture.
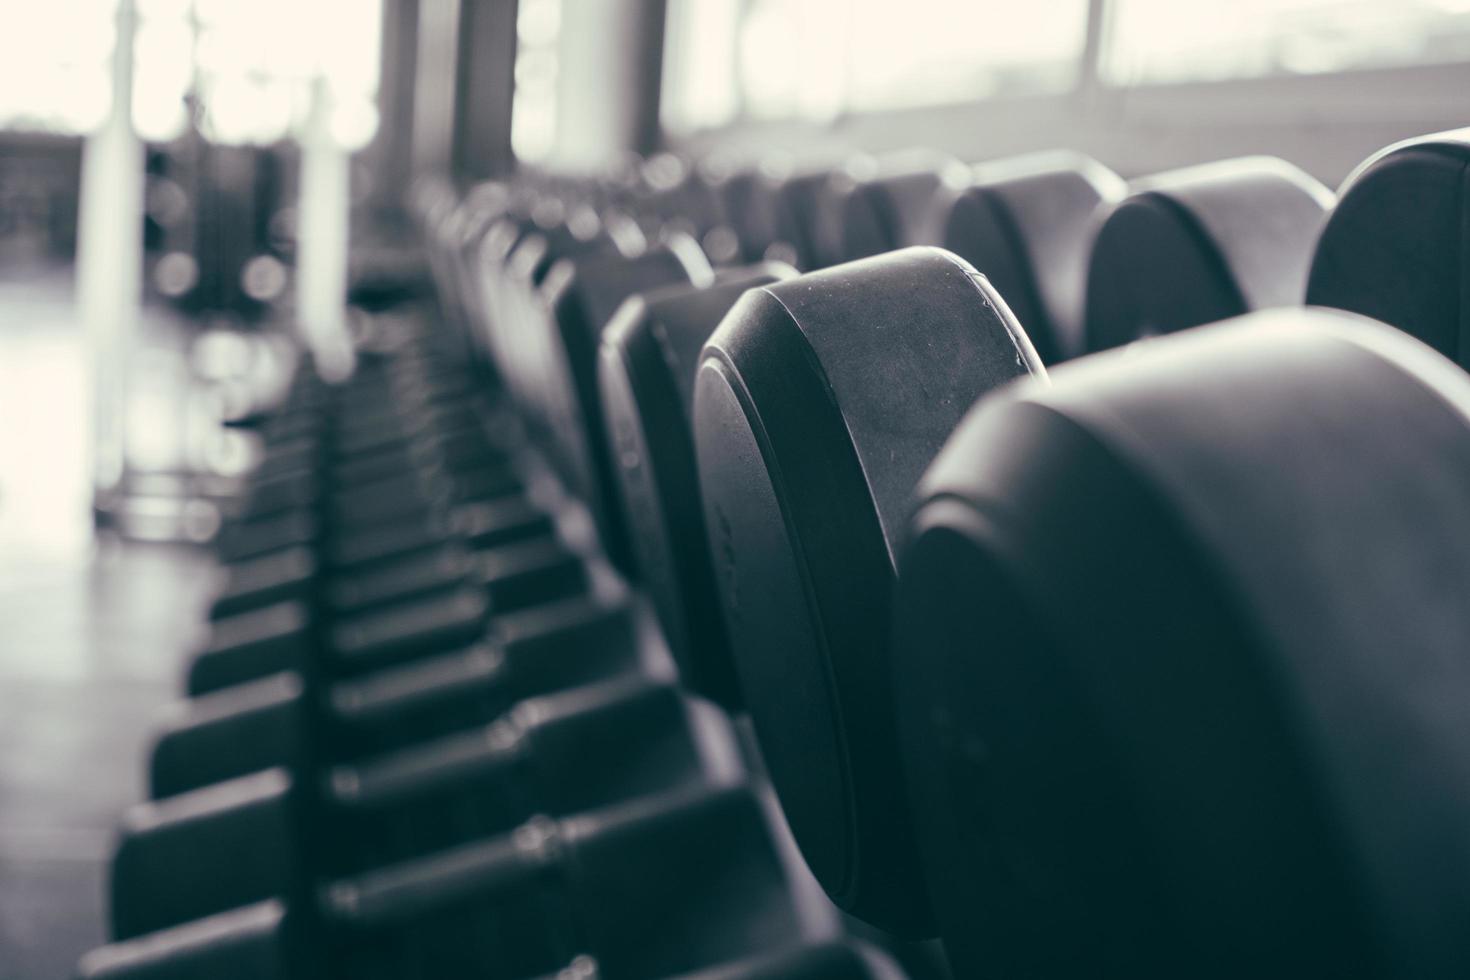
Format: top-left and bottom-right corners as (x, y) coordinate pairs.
(420, 125), (1470, 978)
(84, 122), (1470, 980)
(82, 327), (897, 977)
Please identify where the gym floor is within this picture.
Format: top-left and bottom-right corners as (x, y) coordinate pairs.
(0, 268), (214, 979)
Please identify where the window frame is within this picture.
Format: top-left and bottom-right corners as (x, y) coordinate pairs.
(663, 0), (1470, 183)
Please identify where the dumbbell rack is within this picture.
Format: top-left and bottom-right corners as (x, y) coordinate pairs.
(80, 304), (907, 980)
(80, 125), (1470, 980)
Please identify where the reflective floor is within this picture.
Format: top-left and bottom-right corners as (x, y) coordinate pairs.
(0, 268), (214, 979)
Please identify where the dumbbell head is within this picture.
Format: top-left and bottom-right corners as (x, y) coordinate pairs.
(448, 183), (512, 326)
(542, 237), (715, 571)
(768, 165), (845, 270)
(1084, 156), (1334, 354)
(598, 263), (797, 708)
(692, 247), (1045, 934)
(831, 150), (957, 263)
(714, 167), (784, 265)
(477, 211), (573, 417)
(896, 308), (1470, 978)
(937, 151), (1125, 363)
(1308, 128), (1470, 368)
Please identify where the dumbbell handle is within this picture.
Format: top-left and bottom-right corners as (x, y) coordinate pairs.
(119, 682), (695, 939)
(79, 900), (291, 980)
(156, 606), (640, 798)
(322, 785), (755, 957)
(112, 770), (299, 941)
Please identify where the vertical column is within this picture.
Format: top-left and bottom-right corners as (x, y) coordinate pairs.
(371, 0), (423, 207)
(412, 0), (462, 176)
(297, 76), (356, 382)
(451, 0), (519, 181)
(627, 0), (668, 156)
(550, 0), (667, 170)
(76, 0), (144, 508)
(1078, 0), (1115, 102)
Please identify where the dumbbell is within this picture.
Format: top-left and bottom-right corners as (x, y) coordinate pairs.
(635, 155), (726, 246)
(194, 531), (577, 703)
(932, 150), (1125, 364)
(206, 416), (564, 628)
(466, 201), (541, 381)
(1084, 156), (1334, 353)
(164, 227), (695, 721)
(766, 163), (847, 270)
(150, 583), (640, 798)
(124, 258), (799, 922)
(92, 783), (847, 979)
(593, 252), (973, 972)
(441, 181), (515, 352)
(124, 321), (678, 907)
(420, 180), (484, 340)
(530, 238), (715, 572)
(827, 150), (956, 263)
(691, 247), (1045, 940)
(895, 309), (1470, 978)
(651, 158), (745, 267)
(151, 360), (617, 789)
(154, 477), (621, 793)
(201, 352), (568, 616)
(113, 674), (743, 938)
(1307, 128), (1470, 369)
(598, 261), (963, 980)
(487, 208), (645, 443)
(709, 165), (786, 265)
(597, 263), (798, 707)
(212, 365), (532, 573)
(91, 188), (858, 975)
(693, 153), (1346, 940)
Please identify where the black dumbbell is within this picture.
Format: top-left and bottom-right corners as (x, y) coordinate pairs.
(711, 165), (787, 265)
(156, 385), (618, 794)
(442, 182), (515, 350)
(94, 784), (842, 980)
(1084, 156), (1334, 353)
(121, 254), (776, 929)
(533, 239), (714, 572)
(491, 209), (643, 442)
(597, 263), (797, 707)
(692, 247), (1045, 937)
(1307, 128), (1470, 369)
(765, 162), (847, 271)
(599, 263), (962, 980)
(91, 179), (887, 980)
(895, 309), (1470, 978)
(933, 150), (1125, 364)
(190, 435), (586, 699)
(214, 370), (537, 576)
(114, 675), (743, 938)
(208, 451), (564, 625)
(151, 589), (639, 798)
(828, 150), (957, 263)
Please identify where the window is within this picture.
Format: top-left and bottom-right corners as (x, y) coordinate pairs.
(511, 0), (562, 163)
(0, 0), (382, 148)
(662, 0), (1470, 132)
(1104, 0), (1470, 85)
(843, 0), (1088, 111)
(0, 0), (116, 134)
(141, 0), (383, 148)
(663, 0), (1090, 131)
